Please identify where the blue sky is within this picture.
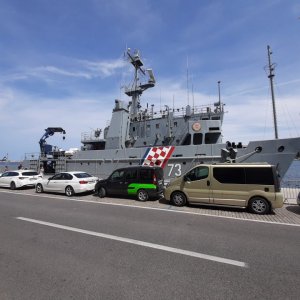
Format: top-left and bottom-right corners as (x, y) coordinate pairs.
(0, 0), (299, 160)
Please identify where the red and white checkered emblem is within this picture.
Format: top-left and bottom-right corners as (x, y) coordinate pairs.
(142, 146), (175, 168)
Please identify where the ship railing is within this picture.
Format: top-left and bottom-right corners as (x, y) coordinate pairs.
(156, 103), (221, 118)
(24, 152), (40, 160)
(281, 179), (300, 204)
(81, 132), (102, 142)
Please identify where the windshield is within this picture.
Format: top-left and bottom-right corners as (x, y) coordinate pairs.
(74, 173), (93, 178)
(22, 171), (39, 176)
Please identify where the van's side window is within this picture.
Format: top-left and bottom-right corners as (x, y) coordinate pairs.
(140, 169), (152, 181)
(125, 169), (138, 180)
(245, 167), (274, 185)
(111, 170), (125, 181)
(213, 167), (245, 184)
(186, 166), (209, 181)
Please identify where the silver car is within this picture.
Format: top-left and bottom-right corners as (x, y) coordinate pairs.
(35, 171), (98, 196)
(297, 192), (300, 206)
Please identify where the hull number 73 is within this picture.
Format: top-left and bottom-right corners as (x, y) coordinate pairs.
(168, 163), (182, 177)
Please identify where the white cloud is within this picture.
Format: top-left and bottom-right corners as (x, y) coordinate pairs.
(79, 58), (127, 77)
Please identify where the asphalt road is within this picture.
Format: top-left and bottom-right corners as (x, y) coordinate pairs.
(0, 190), (299, 299)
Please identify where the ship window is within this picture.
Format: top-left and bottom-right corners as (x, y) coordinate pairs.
(147, 124), (151, 129)
(182, 133), (191, 145)
(205, 132), (220, 144)
(156, 124), (160, 129)
(133, 127), (136, 132)
(193, 133), (203, 145)
(174, 122), (178, 127)
(212, 116), (220, 120)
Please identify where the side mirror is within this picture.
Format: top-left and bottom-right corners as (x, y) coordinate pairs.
(183, 175), (192, 182)
(48, 176), (53, 180)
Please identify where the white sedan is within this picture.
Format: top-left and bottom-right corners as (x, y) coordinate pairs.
(0, 170), (42, 189)
(35, 171), (98, 196)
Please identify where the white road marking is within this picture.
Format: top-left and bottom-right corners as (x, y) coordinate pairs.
(2, 190), (300, 227)
(16, 217), (248, 268)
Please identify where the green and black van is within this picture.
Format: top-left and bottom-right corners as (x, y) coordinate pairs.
(95, 166), (164, 201)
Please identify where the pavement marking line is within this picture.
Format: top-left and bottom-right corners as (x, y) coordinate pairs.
(16, 217), (248, 268)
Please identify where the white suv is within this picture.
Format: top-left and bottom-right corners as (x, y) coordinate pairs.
(0, 170), (42, 189)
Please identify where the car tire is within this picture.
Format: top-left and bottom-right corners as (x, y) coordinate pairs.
(137, 189), (149, 201)
(10, 182), (16, 190)
(36, 183), (44, 193)
(248, 197), (270, 215)
(65, 186), (75, 197)
(98, 187), (106, 198)
(171, 191), (187, 207)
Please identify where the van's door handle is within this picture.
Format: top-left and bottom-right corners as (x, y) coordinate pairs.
(207, 180), (210, 186)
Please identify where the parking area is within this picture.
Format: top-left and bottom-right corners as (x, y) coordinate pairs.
(1, 187), (300, 226)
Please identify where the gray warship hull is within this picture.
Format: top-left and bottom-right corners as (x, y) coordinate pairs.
(26, 137), (300, 182)
(69, 137), (300, 181)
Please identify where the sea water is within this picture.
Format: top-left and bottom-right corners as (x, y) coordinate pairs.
(0, 161), (23, 172)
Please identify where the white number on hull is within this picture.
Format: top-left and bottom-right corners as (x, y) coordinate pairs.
(168, 163), (182, 177)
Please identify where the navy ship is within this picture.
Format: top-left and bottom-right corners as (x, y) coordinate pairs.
(26, 48), (300, 181)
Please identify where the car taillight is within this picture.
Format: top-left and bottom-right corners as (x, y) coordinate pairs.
(153, 174), (157, 184)
(79, 180), (88, 184)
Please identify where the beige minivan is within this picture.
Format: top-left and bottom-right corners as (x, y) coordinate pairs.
(164, 163), (283, 214)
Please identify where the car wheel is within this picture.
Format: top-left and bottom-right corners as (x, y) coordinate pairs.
(98, 187), (106, 198)
(36, 183), (44, 193)
(65, 186), (75, 197)
(248, 197), (270, 214)
(171, 191), (187, 207)
(137, 189), (149, 201)
(10, 182), (16, 190)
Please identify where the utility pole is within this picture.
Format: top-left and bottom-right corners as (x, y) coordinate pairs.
(267, 45), (278, 139)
